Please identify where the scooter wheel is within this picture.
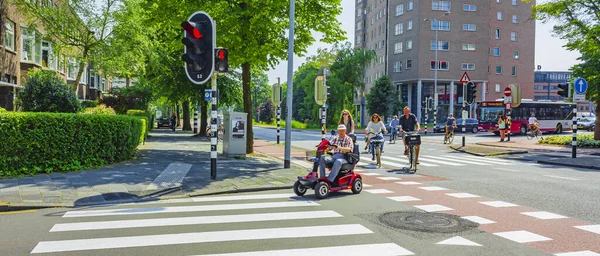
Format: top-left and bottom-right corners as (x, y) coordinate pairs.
(315, 181), (330, 199)
(293, 181), (307, 196)
(352, 178), (362, 194)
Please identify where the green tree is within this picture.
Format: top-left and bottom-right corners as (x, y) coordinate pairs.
(18, 69), (80, 113)
(251, 72), (272, 121)
(366, 76), (400, 120)
(530, 0), (600, 139)
(259, 100), (275, 124)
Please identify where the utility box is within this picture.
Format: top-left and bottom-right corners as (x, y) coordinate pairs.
(223, 112), (248, 157)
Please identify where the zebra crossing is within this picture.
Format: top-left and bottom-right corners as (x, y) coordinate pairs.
(30, 193), (415, 255)
(363, 153), (514, 168)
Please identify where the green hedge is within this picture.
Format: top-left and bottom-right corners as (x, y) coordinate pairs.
(80, 104), (116, 115)
(0, 107), (6, 113)
(539, 134), (600, 148)
(126, 110), (149, 143)
(81, 100), (100, 109)
(0, 112), (143, 177)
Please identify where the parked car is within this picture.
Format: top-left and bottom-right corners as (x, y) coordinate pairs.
(577, 117), (596, 131)
(157, 117), (170, 128)
(435, 118), (480, 133)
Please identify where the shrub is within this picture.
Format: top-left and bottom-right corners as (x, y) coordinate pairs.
(259, 100), (275, 124)
(126, 109), (149, 143)
(0, 112), (142, 177)
(0, 107), (6, 113)
(18, 69), (80, 113)
(81, 100), (99, 109)
(539, 134), (600, 148)
(80, 104), (116, 115)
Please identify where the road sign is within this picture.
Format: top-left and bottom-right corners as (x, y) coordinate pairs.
(504, 96), (512, 103)
(462, 110), (468, 119)
(574, 93), (586, 103)
(504, 87), (512, 97)
(459, 72), (471, 83)
(574, 78), (588, 94)
(204, 89), (212, 101)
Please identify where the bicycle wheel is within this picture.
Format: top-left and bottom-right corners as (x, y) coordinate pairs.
(375, 146), (381, 167)
(536, 130), (543, 140)
(526, 130), (534, 140)
(448, 133), (454, 144)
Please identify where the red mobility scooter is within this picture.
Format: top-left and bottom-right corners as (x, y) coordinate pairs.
(294, 134), (363, 199)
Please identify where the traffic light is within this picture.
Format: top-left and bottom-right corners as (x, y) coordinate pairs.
(314, 76), (325, 105)
(557, 83), (569, 97)
(466, 82), (476, 105)
(426, 97), (433, 110)
(326, 86), (331, 99)
(181, 12), (215, 84)
(214, 48), (229, 73)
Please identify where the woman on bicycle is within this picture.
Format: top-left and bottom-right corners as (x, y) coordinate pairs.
(444, 113), (457, 143)
(338, 110), (355, 135)
(365, 113), (387, 161)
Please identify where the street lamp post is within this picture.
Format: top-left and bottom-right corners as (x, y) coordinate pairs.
(424, 11), (450, 132)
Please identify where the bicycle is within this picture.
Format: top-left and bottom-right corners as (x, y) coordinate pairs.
(526, 127), (543, 140)
(368, 132), (385, 168)
(390, 126), (399, 144)
(402, 131), (421, 173)
(443, 126), (456, 144)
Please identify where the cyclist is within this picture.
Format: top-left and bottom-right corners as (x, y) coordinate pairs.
(365, 113), (387, 161)
(389, 115), (400, 143)
(528, 112), (540, 134)
(399, 107), (422, 162)
(444, 113), (457, 143)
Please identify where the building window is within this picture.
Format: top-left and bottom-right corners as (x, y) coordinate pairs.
(21, 28), (36, 62)
(462, 44), (476, 51)
(393, 61), (403, 73)
(89, 70), (97, 88)
(497, 11), (503, 20)
(4, 20), (15, 51)
(493, 47), (500, 56)
(463, 4), (477, 11)
(432, 1), (451, 11)
(511, 66), (517, 76)
(495, 84), (501, 92)
(356, 35), (361, 45)
(462, 63), (475, 70)
(408, 20), (413, 30)
(394, 42), (403, 54)
(463, 24), (477, 31)
(511, 32), (517, 41)
(41, 41), (57, 70)
(495, 29), (500, 39)
(432, 21), (450, 31)
(395, 23), (404, 35)
(496, 66), (503, 74)
(357, 0), (362, 3)
(431, 60), (449, 70)
(408, 0), (413, 11)
(357, 7), (362, 17)
(512, 15), (519, 23)
(356, 22), (362, 31)
(379, 56), (384, 64)
(496, 0), (501, 3)
(67, 57), (77, 80)
(513, 50), (519, 59)
(407, 60), (412, 69)
(431, 41), (449, 51)
(407, 40), (413, 50)
(512, 0), (518, 5)
(395, 4), (404, 16)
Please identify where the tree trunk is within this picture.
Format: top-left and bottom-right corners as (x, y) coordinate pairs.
(176, 103), (180, 127)
(200, 99), (208, 136)
(595, 98), (600, 140)
(72, 61), (86, 98)
(242, 62), (253, 154)
(182, 100), (192, 131)
(126, 77), (130, 87)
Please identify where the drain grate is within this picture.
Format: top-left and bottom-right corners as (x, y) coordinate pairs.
(378, 211), (479, 233)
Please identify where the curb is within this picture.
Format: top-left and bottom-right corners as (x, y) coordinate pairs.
(450, 146), (528, 157)
(536, 160), (600, 171)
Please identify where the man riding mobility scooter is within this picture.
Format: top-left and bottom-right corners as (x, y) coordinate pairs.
(294, 125), (363, 199)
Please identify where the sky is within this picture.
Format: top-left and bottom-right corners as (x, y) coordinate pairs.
(265, 0), (581, 85)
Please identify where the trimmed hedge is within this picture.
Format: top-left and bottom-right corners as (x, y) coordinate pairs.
(539, 134), (600, 148)
(0, 112), (143, 177)
(126, 110), (149, 143)
(80, 104), (116, 115)
(0, 107), (6, 112)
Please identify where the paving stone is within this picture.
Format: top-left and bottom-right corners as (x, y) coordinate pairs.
(41, 191), (61, 197)
(42, 196), (63, 204)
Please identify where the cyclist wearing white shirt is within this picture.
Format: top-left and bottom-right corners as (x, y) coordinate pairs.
(528, 113), (540, 133)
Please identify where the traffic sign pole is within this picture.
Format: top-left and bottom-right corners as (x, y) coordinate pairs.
(276, 77), (281, 144)
(573, 106), (577, 158)
(504, 87), (512, 142)
(462, 83), (466, 147)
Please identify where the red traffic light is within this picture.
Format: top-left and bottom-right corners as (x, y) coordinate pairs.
(217, 49), (225, 60)
(181, 21), (202, 39)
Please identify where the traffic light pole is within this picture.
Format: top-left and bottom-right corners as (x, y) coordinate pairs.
(424, 99), (428, 135)
(276, 77), (281, 144)
(462, 83), (466, 147)
(284, 0), (295, 169)
(210, 74), (218, 180)
(572, 106), (577, 158)
(321, 107), (327, 139)
(193, 107), (199, 134)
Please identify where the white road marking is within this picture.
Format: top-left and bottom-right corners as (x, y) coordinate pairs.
(454, 155), (514, 165)
(493, 230), (552, 243)
(146, 162), (192, 190)
(362, 183), (373, 187)
(574, 225), (600, 235)
(492, 167), (521, 172)
(414, 204), (454, 212)
(461, 216), (496, 225)
(479, 201), (519, 208)
(62, 201), (320, 218)
(195, 243), (415, 256)
(436, 236), (482, 246)
(418, 186), (449, 191)
(360, 172), (382, 176)
(555, 251), (600, 256)
(543, 175), (580, 181)
(192, 193), (298, 202)
(421, 155), (489, 165)
(31, 224), (373, 254)
(377, 177), (402, 181)
(51, 210), (342, 232)
(445, 193), (481, 198)
(387, 196), (421, 202)
(380, 156), (438, 167)
(395, 181), (422, 185)
(520, 211), (569, 220)
(414, 156), (464, 166)
(365, 189), (394, 194)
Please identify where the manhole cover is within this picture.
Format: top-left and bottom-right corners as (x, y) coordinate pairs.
(378, 211), (478, 233)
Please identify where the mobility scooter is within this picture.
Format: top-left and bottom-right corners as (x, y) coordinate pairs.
(294, 134), (363, 199)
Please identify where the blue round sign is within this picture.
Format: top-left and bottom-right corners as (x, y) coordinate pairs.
(574, 78), (588, 94)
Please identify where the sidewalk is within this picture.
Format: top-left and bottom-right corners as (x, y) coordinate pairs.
(0, 129), (305, 209)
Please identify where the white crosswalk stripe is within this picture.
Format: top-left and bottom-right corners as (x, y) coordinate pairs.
(361, 153), (514, 169)
(380, 156), (438, 167)
(33, 193), (414, 255)
(423, 155), (491, 165)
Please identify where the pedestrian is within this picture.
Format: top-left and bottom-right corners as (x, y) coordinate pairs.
(338, 109), (355, 135)
(498, 114), (506, 142)
(170, 112), (177, 132)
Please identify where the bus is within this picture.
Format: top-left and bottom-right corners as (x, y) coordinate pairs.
(478, 99), (575, 135)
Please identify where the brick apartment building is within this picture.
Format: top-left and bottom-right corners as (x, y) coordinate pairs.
(354, 0), (535, 124)
(0, 1), (109, 111)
